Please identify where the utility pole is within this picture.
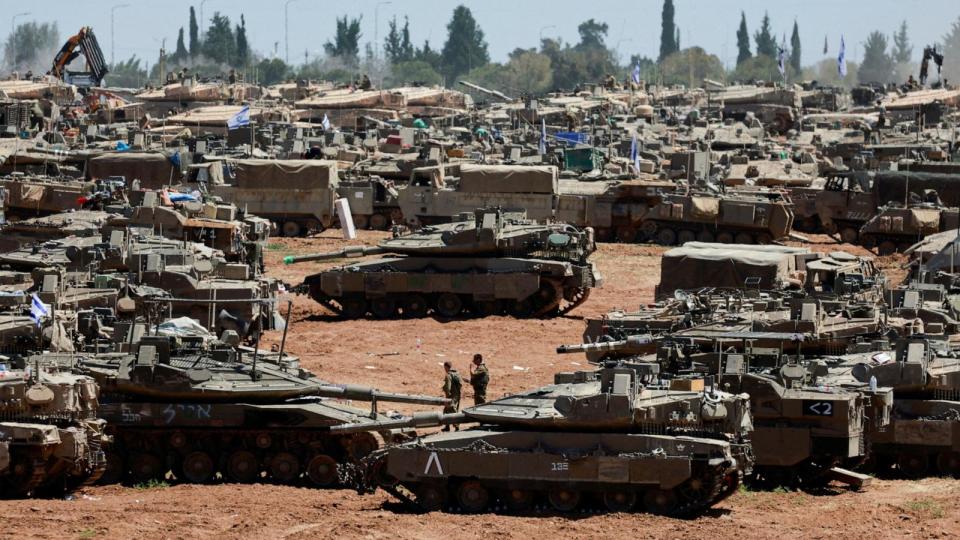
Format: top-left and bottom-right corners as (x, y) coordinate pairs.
(374, 1), (392, 59)
(10, 12), (30, 73)
(284, 0), (300, 64)
(111, 4), (130, 66)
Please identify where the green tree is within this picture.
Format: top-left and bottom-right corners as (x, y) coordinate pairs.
(440, 5), (490, 82)
(892, 20), (912, 63)
(659, 0), (678, 61)
(389, 60), (442, 86)
(858, 30), (894, 84)
(790, 21), (801, 73)
(256, 58), (289, 85)
(415, 40), (442, 71)
(801, 57), (858, 87)
(736, 12), (751, 66)
(189, 6), (200, 57)
(942, 16), (960, 83)
(754, 12), (776, 58)
(659, 47), (724, 87)
(172, 28), (188, 63)
(235, 15), (249, 67)
(202, 13), (235, 65)
(539, 20), (617, 91)
(324, 15), (363, 65)
(2, 21), (59, 72)
(108, 55), (147, 87)
(732, 54), (786, 83)
(384, 16), (414, 63)
(463, 50), (553, 97)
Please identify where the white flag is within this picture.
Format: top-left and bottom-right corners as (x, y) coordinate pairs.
(837, 36), (847, 78)
(30, 293), (49, 327)
(227, 105), (250, 130)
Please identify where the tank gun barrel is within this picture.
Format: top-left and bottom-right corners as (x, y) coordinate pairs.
(556, 335), (654, 355)
(283, 246), (386, 265)
(316, 384), (451, 406)
(329, 411), (468, 434)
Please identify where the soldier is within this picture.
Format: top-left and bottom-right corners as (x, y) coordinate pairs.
(441, 361), (462, 431)
(469, 354), (489, 405)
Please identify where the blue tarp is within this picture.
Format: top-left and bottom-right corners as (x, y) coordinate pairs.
(553, 131), (590, 146)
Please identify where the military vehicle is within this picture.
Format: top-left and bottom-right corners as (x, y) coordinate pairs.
(285, 209), (600, 319)
(859, 203), (960, 255)
(60, 331), (448, 487)
(334, 361), (752, 515)
(0, 174), (96, 219)
(706, 84), (803, 134)
(0, 360), (108, 496)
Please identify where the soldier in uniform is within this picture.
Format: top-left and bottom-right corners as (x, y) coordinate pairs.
(441, 361), (462, 431)
(469, 354), (489, 405)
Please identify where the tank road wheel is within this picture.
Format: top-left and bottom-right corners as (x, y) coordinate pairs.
(270, 452), (301, 483)
(860, 235), (876, 250)
(656, 228), (677, 246)
(716, 232), (734, 244)
(677, 230), (697, 245)
(678, 475), (714, 504)
(734, 232), (754, 244)
(416, 483), (447, 511)
(602, 489), (637, 512)
(615, 225), (638, 243)
(840, 227), (859, 245)
(344, 432), (379, 461)
(504, 488), (535, 511)
(878, 241), (898, 256)
(508, 299), (534, 318)
(756, 233), (774, 245)
(340, 297), (368, 319)
(353, 214), (370, 230)
(306, 454), (339, 487)
(936, 451), (960, 477)
(282, 221), (302, 237)
(180, 451), (216, 484)
(547, 487), (581, 512)
(370, 213), (390, 230)
(639, 220), (658, 241)
(370, 297), (398, 319)
(435, 293), (463, 318)
(643, 488), (679, 515)
(226, 450), (259, 483)
(4, 457), (43, 496)
(457, 480), (491, 513)
(98, 452), (125, 485)
(696, 230), (715, 243)
(129, 453), (164, 483)
(898, 452), (930, 478)
(401, 294), (430, 318)
(474, 300), (503, 317)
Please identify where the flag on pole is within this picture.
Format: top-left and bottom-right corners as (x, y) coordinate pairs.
(837, 36), (847, 78)
(227, 105), (251, 130)
(30, 293), (49, 327)
(777, 46), (786, 77)
(823, 36), (828, 55)
(631, 61), (641, 84)
(630, 134), (640, 171)
(321, 114), (331, 131)
(538, 119), (547, 155)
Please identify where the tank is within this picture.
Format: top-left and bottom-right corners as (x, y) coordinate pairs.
(333, 362), (753, 515)
(285, 208), (600, 319)
(57, 332), (449, 487)
(0, 360), (108, 497)
(0, 174), (96, 219)
(858, 202), (960, 255)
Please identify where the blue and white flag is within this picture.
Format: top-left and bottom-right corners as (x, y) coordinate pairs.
(227, 105), (250, 130)
(321, 114), (331, 131)
(630, 133), (640, 171)
(538, 119), (547, 155)
(631, 62), (641, 84)
(30, 293), (49, 327)
(777, 46), (786, 77)
(837, 36), (847, 78)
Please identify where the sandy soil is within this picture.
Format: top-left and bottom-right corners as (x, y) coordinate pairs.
(3, 231), (951, 540)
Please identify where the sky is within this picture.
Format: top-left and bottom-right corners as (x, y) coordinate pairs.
(10, 0), (960, 70)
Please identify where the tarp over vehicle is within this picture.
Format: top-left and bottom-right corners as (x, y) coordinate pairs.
(88, 152), (180, 189)
(874, 171), (960, 208)
(658, 245), (798, 296)
(458, 164), (558, 194)
(230, 159), (338, 190)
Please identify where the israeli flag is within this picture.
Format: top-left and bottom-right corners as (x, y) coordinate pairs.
(321, 114), (331, 131)
(227, 105), (251, 130)
(30, 293), (49, 327)
(538, 118), (547, 155)
(837, 36), (847, 78)
(630, 133), (640, 170)
(631, 62), (641, 84)
(777, 46), (786, 77)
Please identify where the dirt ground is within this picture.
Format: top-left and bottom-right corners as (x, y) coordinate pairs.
(4, 231), (954, 540)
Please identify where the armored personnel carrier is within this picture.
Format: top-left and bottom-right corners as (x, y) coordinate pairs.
(0, 360), (108, 496)
(333, 361), (752, 515)
(859, 203), (960, 255)
(0, 174), (96, 219)
(61, 332), (449, 487)
(285, 209), (600, 319)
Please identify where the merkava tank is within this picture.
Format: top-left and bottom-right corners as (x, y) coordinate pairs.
(285, 208), (600, 319)
(0, 174), (97, 220)
(559, 337), (892, 489)
(332, 361), (753, 515)
(0, 359), (108, 497)
(858, 201), (960, 255)
(59, 331), (449, 487)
